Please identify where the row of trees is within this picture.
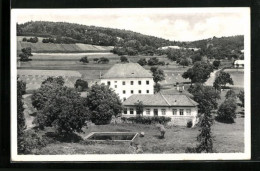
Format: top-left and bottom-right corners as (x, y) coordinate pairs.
(22, 37), (38, 43)
(30, 77), (122, 136)
(80, 56), (110, 64)
(137, 57), (167, 66)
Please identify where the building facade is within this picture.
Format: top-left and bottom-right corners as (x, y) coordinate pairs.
(101, 63), (154, 100)
(234, 60), (244, 68)
(122, 93), (199, 126)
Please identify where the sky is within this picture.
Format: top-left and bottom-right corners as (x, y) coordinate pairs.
(15, 8), (249, 42)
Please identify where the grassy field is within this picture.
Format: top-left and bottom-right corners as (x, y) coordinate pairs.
(18, 53), (190, 91)
(33, 117), (244, 154)
(223, 69), (244, 88)
(17, 41), (113, 53)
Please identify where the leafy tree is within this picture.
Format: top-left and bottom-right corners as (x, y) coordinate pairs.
(166, 49), (181, 61)
(213, 60), (221, 69)
(17, 79), (27, 154)
(22, 37), (27, 42)
(213, 71), (233, 89)
(32, 77), (65, 110)
(120, 56), (129, 63)
(216, 98), (237, 123)
(134, 101), (144, 116)
(80, 56), (89, 64)
(137, 58), (147, 66)
(93, 58), (99, 63)
(86, 84), (122, 125)
(154, 83), (161, 93)
(150, 66), (165, 84)
(74, 79), (88, 92)
(17, 80), (26, 136)
(188, 84), (220, 114)
(225, 89), (237, 99)
(237, 90), (244, 107)
(196, 109), (214, 152)
(158, 61), (165, 66)
(19, 47), (33, 62)
(33, 86), (89, 134)
(98, 57), (109, 64)
(182, 62), (214, 84)
(147, 57), (159, 66)
(179, 58), (190, 67)
(42, 76), (65, 86)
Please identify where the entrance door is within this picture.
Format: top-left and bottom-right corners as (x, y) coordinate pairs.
(154, 109), (158, 116)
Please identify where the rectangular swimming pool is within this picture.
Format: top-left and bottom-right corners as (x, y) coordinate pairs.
(85, 132), (139, 142)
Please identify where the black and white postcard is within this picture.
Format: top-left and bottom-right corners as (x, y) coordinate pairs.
(11, 8), (250, 161)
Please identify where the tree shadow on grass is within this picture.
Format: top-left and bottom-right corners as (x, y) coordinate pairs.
(153, 135), (165, 139)
(45, 132), (83, 143)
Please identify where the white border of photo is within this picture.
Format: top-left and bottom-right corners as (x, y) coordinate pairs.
(11, 8), (251, 161)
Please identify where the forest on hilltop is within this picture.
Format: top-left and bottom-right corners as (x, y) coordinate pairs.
(17, 21), (244, 59)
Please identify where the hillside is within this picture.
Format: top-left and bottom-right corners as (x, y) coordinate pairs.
(17, 21), (180, 48)
(17, 40), (113, 53)
(17, 21), (244, 59)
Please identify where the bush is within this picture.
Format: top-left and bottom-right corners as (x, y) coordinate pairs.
(98, 57), (109, 64)
(187, 120), (193, 128)
(74, 79), (88, 92)
(216, 98), (237, 123)
(120, 56), (129, 63)
(18, 130), (48, 154)
(147, 57), (159, 66)
(137, 58), (147, 66)
(122, 116), (171, 125)
(80, 56), (89, 64)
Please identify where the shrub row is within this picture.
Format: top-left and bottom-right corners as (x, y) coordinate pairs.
(121, 116), (171, 125)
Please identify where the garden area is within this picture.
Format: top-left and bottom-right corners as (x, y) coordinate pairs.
(20, 117), (245, 155)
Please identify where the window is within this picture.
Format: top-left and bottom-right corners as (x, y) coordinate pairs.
(123, 90), (126, 94)
(115, 85), (117, 88)
(146, 90), (149, 94)
(138, 90), (141, 94)
(138, 81), (141, 85)
(146, 109), (150, 115)
(122, 81), (125, 85)
(154, 109), (158, 116)
(146, 80), (149, 85)
(180, 109), (184, 115)
(186, 109), (191, 115)
(161, 109), (166, 115)
(130, 108), (134, 114)
(107, 81), (111, 86)
(131, 90), (134, 94)
(131, 81), (134, 85)
(172, 109), (177, 115)
(123, 108), (127, 114)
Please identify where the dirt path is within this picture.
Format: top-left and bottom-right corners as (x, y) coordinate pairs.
(205, 69), (221, 86)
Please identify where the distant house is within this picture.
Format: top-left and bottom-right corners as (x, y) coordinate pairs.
(122, 93), (199, 126)
(101, 63), (154, 100)
(234, 60), (244, 68)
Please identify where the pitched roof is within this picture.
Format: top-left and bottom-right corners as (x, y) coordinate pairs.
(102, 63), (153, 79)
(234, 60), (244, 65)
(123, 93), (198, 107)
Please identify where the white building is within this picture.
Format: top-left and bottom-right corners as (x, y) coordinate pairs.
(122, 92), (199, 126)
(234, 60), (244, 68)
(101, 63), (154, 101)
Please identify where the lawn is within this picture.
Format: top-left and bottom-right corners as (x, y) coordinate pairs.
(223, 68), (244, 88)
(34, 117), (244, 155)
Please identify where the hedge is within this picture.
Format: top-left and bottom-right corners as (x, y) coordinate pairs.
(121, 116), (171, 124)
